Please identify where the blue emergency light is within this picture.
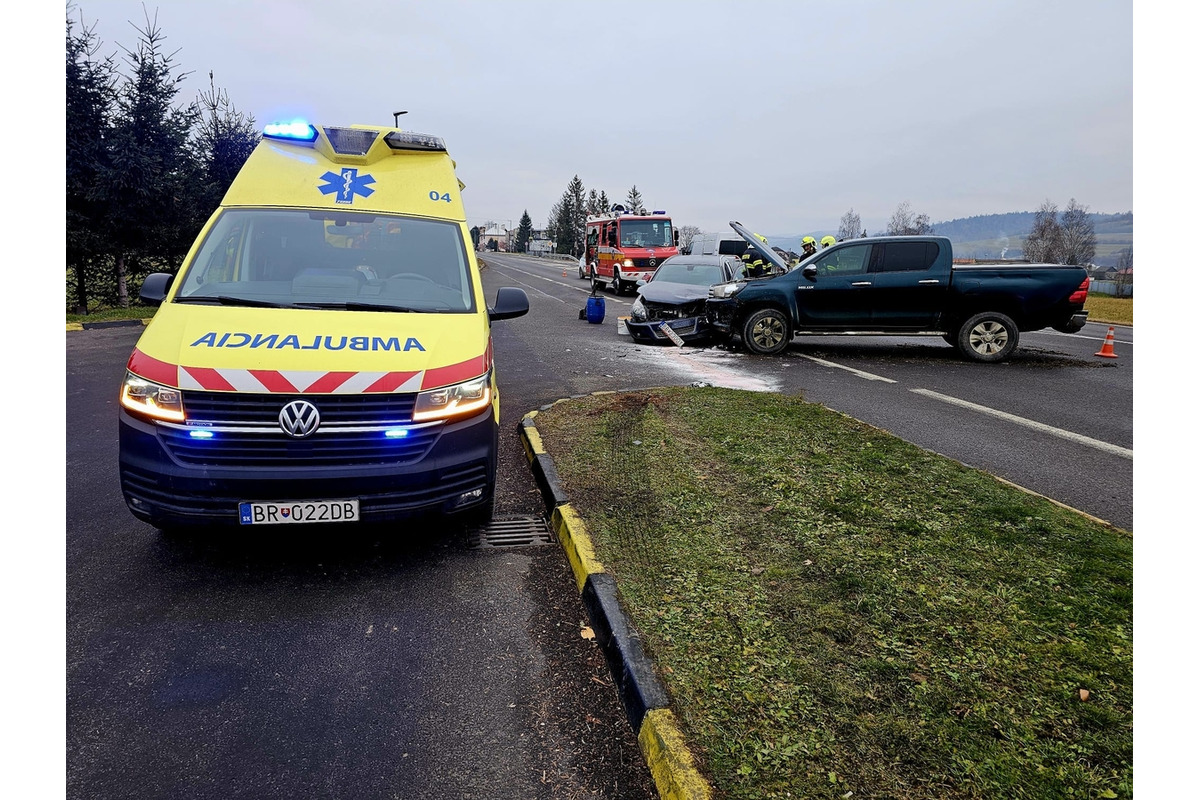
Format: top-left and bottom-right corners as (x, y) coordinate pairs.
(263, 121), (319, 142)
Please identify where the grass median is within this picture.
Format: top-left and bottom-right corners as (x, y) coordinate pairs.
(533, 387), (1132, 800)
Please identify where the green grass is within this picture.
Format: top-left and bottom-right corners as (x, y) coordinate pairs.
(67, 305), (157, 324)
(1084, 296), (1132, 326)
(534, 388), (1132, 800)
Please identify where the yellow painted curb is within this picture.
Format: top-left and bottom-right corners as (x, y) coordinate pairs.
(523, 422), (546, 458)
(639, 709), (712, 800)
(550, 504), (605, 592)
(66, 323), (83, 331)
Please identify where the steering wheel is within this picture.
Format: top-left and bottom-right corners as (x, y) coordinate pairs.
(387, 272), (437, 284)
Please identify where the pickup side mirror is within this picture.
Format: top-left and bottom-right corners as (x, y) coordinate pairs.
(488, 287), (530, 321)
(139, 273), (174, 305)
(802, 265), (818, 279)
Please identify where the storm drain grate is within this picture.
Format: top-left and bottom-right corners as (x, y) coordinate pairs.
(466, 515), (555, 549)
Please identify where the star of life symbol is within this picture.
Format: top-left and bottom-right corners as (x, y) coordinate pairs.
(318, 168), (376, 204)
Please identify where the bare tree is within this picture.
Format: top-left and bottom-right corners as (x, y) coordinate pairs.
(1023, 200), (1063, 263)
(837, 208), (862, 240)
(886, 201), (933, 235)
(1059, 198), (1096, 266)
(677, 225), (701, 253)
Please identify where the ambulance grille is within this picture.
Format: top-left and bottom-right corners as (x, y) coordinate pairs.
(166, 391), (434, 467)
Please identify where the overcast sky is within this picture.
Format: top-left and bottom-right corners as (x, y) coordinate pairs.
(64, 0), (1133, 237)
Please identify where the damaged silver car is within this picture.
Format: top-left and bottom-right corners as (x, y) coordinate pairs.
(626, 254), (745, 344)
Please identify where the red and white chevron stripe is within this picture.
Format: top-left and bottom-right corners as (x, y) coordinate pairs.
(126, 347), (490, 394)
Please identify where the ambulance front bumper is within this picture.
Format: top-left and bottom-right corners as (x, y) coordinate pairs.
(118, 405), (497, 529)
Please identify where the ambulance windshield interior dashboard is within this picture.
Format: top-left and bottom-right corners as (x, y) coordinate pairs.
(175, 209), (476, 313)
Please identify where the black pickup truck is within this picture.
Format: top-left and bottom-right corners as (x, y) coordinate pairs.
(706, 221), (1090, 363)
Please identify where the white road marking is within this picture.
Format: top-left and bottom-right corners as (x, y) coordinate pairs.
(798, 354), (897, 383)
(910, 388), (1133, 459)
(1029, 329), (1134, 345)
(486, 259), (633, 305)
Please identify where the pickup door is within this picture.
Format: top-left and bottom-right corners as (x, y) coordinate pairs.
(801, 239), (949, 329)
(794, 241), (874, 327)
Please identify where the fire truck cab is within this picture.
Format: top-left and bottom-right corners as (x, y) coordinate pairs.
(584, 206), (679, 295)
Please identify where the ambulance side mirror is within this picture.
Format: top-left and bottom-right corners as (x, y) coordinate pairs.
(139, 273), (174, 306)
(488, 287), (529, 321)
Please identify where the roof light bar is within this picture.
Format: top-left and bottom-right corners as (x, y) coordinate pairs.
(325, 127), (379, 156)
(263, 121), (319, 142)
(384, 131), (447, 152)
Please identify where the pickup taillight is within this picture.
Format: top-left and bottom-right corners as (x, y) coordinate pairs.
(1068, 277), (1090, 305)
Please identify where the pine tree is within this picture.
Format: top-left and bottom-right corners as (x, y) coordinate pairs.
(515, 210), (533, 253)
(625, 185), (645, 215)
(66, 5), (117, 314)
(567, 176), (587, 256)
(193, 71), (259, 218)
(102, 9), (201, 306)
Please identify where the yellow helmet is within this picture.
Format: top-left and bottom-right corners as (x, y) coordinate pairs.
(821, 235), (836, 247)
(802, 236), (816, 246)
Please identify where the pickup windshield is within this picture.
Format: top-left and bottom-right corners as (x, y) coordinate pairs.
(174, 209), (476, 312)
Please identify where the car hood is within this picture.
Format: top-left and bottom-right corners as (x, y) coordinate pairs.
(729, 220), (791, 273)
(638, 281), (711, 304)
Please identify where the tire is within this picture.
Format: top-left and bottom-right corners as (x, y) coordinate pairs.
(956, 311), (1019, 363)
(613, 266), (624, 294)
(590, 267), (605, 293)
(578, 261), (587, 280)
(741, 308), (792, 355)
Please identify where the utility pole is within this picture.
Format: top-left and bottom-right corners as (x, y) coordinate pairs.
(392, 110), (408, 127)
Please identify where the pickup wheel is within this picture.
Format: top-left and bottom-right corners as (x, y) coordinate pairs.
(742, 308), (792, 355)
(956, 311), (1019, 362)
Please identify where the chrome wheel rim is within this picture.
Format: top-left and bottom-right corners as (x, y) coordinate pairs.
(751, 316), (786, 349)
(968, 321), (1009, 355)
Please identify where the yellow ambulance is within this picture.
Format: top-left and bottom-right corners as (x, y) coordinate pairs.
(118, 121), (528, 531)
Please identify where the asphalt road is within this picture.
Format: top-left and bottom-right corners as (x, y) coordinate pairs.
(482, 252), (1133, 531)
(66, 327), (656, 799)
(65, 255), (1133, 798)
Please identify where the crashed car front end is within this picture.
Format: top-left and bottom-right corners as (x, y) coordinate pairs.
(628, 295), (712, 343)
(704, 278), (748, 335)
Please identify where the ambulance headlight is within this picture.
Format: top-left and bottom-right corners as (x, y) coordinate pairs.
(413, 373), (492, 422)
(630, 297), (648, 322)
(709, 281), (745, 300)
(120, 372), (185, 422)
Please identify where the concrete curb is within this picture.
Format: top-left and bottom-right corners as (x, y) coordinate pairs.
(66, 318), (151, 332)
(520, 404), (714, 800)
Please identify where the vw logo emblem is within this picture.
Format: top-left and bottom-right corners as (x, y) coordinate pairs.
(279, 400), (320, 438)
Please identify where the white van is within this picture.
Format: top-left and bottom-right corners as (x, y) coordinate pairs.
(689, 231), (748, 257)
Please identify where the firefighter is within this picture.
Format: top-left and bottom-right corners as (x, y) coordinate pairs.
(800, 236), (818, 260)
(740, 232), (772, 278)
(821, 235), (836, 249)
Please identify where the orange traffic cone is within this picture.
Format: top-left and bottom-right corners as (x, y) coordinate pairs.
(1095, 326), (1118, 358)
(562, 267), (567, 277)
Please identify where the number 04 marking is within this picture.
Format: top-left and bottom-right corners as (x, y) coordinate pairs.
(429, 190), (452, 202)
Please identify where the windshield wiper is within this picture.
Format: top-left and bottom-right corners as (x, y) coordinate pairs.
(176, 295), (291, 308)
(293, 301), (442, 313)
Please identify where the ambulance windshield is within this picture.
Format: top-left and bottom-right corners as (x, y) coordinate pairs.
(175, 209), (476, 313)
(619, 219), (673, 248)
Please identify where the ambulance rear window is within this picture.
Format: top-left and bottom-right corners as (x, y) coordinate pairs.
(176, 209), (476, 312)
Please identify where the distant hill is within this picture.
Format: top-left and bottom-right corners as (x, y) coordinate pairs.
(768, 211), (1132, 266)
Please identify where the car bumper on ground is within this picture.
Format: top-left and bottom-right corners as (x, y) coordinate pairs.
(118, 405), (497, 528)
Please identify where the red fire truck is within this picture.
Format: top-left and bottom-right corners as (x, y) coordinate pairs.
(584, 206), (680, 295)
